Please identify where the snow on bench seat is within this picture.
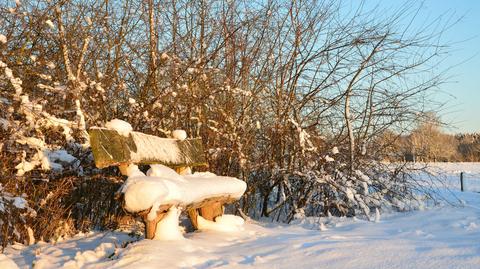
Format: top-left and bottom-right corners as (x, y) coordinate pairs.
(121, 164), (246, 220)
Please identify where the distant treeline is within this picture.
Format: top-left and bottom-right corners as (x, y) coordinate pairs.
(379, 121), (480, 162)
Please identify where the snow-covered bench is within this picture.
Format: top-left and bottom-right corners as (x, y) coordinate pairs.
(88, 121), (246, 239)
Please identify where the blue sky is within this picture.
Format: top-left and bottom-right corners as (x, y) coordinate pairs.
(362, 0), (480, 133)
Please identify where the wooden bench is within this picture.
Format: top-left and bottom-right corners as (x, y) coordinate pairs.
(88, 127), (244, 239)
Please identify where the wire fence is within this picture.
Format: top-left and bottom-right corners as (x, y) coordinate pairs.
(459, 172), (480, 192)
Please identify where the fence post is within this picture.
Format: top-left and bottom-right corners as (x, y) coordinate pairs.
(460, 172), (464, 192)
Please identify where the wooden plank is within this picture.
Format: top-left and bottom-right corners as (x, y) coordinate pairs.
(89, 128), (135, 168)
(89, 128), (207, 168)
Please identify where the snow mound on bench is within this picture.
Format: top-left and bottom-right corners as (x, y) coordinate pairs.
(146, 164), (184, 180)
(153, 206), (184, 240)
(105, 119), (132, 137)
(171, 129), (187, 140)
(122, 164), (246, 215)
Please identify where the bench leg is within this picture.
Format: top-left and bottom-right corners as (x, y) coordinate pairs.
(141, 205), (170, 239)
(200, 202), (224, 221)
(188, 209), (199, 230)
(188, 203), (224, 230)
(143, 212), (166, 240)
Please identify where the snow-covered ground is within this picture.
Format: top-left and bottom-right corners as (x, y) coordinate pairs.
(1, 163), (479, 269)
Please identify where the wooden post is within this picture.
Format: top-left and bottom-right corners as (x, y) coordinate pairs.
(460, 172), (464, 192)
(139, 205), (171, 239)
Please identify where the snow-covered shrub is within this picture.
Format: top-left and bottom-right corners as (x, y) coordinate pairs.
(0, 2), (131, 245)
(0, 184), (36, 248)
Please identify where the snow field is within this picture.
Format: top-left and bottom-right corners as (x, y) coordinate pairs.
(4, 190), (479, 269)
(2, 163), (480, 268)
(412, 162), (480, 192)
(0, 254), (19, 269)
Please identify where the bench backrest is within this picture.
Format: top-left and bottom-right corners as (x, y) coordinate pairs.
(88, 128), (207, 169)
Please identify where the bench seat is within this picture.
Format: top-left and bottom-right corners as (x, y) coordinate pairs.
(122, 167), (246, 216)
